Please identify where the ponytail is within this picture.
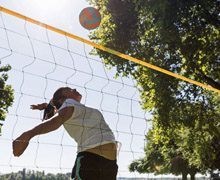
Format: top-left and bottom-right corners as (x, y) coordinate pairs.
(43, 87), (66, 120)
(43, 99), (56, 120)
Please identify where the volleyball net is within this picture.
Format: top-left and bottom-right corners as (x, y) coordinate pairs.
(0, 6), (218, 179)
(0, 6), (149, 178)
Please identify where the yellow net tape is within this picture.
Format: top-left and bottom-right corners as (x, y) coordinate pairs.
(0, 6), (219, 94)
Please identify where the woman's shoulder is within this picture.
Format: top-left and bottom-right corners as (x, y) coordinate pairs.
(64, 98), (79, 104)
(62, 98), (85, 108)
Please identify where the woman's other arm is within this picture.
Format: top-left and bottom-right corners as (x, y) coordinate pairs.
(30, 103), (48, 110)
(13, 107), (74, 157)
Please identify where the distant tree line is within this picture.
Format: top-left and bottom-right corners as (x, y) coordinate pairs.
(0, 168), (71, 180)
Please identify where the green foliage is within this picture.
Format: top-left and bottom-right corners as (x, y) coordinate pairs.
(153, 91), (220, 172)
(0, 62), (14, 135)
(129, 128), (199, 180)
(129, 129), (166, 175)
(0, 169), (71, 180)
(87, 0), (220, 173)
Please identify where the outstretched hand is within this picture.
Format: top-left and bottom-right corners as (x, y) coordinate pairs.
(12, 133), (30, 157)
(30, 103), (48, 111)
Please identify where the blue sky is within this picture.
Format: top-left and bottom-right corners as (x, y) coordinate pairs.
(0, 0), (156, 178)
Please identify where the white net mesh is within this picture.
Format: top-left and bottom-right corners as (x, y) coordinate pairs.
(0, 10), (151, 179)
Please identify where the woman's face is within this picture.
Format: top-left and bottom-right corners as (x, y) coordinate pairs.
(62, 87), (82, 102)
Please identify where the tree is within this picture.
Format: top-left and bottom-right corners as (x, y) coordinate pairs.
(88, 0), (220, 87)
(129, 128), (199, 180)
(0, 169), (71, 179)
(21, 168), (26, 180)
(129, 129), (167, 175)
(87, 0), (220, 172)
(154, 91), (220, 172)
(0, 62), (14, 135)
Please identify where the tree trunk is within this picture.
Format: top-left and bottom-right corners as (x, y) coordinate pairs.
(190, 173), (196, 180)
(182, 173), (188, 180)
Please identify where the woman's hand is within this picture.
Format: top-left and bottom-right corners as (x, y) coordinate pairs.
(12, 132), (31, 157)
(30, 103), (48, 111)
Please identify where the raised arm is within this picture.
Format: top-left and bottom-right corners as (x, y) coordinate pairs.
(30, 103), (48, 110)
(13, 106), (74, 157)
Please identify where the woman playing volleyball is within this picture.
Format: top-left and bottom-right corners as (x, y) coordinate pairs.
(13, 87), (119, 180)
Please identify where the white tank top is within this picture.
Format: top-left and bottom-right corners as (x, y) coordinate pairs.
(59, 98), (116, 153)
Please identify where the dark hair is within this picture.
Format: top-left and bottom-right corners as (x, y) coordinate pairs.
(43, 87), (66, 120)
(43, 104), (55, 120)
